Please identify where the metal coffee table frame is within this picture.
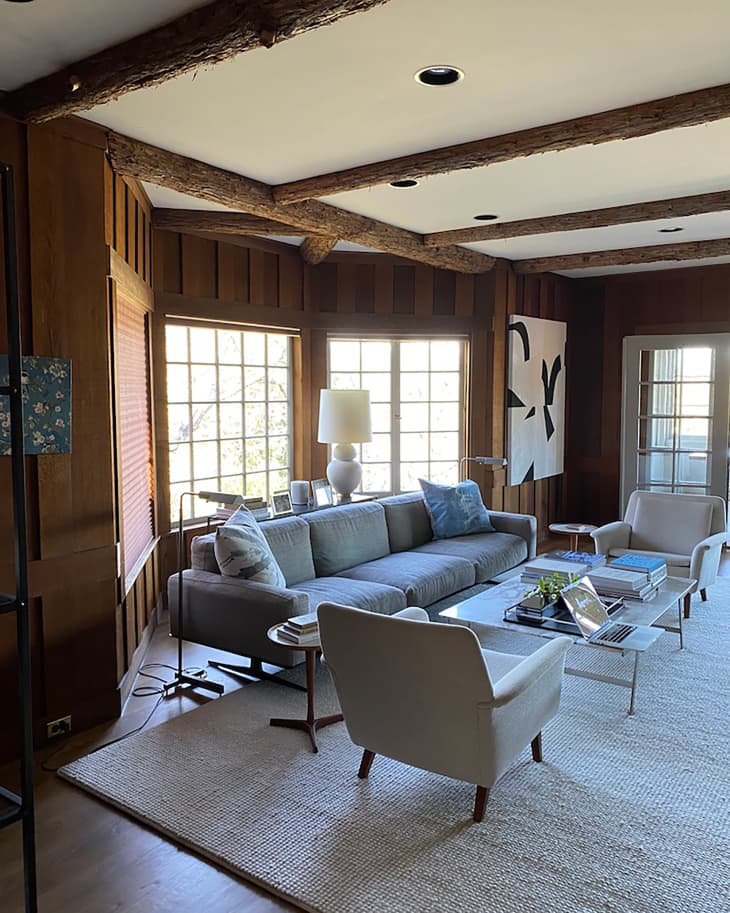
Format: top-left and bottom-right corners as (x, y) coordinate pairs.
(440, 575), (695, 714)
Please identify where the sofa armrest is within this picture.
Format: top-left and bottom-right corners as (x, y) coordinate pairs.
(591, 521), (631, 554)
(690, 531), (727, 589)
(168, 569), (309, 667)
(488, 510), (537, 559)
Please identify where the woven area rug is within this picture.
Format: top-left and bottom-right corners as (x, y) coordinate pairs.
(60, 583), (730, 913)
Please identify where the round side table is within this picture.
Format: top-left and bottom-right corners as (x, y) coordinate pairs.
(548, 522), (598, 552)
(266, 623), (343, 753)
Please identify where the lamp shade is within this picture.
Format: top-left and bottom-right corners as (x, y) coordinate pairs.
(317, 389), (372, 444)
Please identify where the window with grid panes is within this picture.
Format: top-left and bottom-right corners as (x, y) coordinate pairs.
(328, 338), (464, 495)
(166, 325), (291, 524)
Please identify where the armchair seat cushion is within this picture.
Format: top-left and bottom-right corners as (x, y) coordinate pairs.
(609, 547), (691, 569)
(293, 576), (407, 615)
(415, 532), (528, 583)
(336, 551), (476, 606)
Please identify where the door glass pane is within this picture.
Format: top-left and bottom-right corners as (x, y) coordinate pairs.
(676, 451), (711, 486)
(678, 418), (710, 450)
(638, 452), (673, 485)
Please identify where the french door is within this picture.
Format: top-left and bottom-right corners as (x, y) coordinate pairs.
(621, 334), (730, 513)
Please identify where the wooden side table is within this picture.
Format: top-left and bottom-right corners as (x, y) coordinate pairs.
(266, 624), (343, 753)
(548, 522), (598, 552)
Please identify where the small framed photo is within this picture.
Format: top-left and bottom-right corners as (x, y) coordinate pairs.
(312, 478), (333, 507)
(272, 490), (293, 516)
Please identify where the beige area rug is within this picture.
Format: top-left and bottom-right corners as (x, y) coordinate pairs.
(60, 585), (730, 913)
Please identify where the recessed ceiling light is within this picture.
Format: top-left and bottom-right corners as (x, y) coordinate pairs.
(474, 214), (499, 221)
(658, 227), (684, 233)
(389, 179), (419, 188)
(415, 66), (464, 87)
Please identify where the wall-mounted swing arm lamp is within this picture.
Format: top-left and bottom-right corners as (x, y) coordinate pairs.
(166, 490), (243, 697)
(459, 455), (508, 481)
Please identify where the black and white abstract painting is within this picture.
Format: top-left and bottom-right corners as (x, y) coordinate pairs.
(507, 315), (566, 486)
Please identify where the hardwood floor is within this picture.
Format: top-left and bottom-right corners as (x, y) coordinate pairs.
(2, 548), (728, 912)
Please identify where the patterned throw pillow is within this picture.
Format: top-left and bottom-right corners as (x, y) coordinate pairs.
(419, 478), (495, 539)
(214, 510), (286, 586)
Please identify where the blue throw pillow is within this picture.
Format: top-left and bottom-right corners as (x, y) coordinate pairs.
(419, 478), (495, 539)
(214, 508), (286, 586)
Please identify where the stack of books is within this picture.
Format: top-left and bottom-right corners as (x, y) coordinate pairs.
(542, 549), (607, 569)
(586, 566), (658, 600)
(277, 612), (320, 645)
(610, 554), (667, 586)
(520, 555), (594, 586)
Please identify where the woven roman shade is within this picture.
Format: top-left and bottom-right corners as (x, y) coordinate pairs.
(116, 291), (155, 583)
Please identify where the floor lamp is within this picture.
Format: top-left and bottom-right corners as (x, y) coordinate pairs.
(164, 489), (242, 697)
(459, 456), (508, 481)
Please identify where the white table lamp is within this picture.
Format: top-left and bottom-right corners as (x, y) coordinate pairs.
(317, 389), (372, 499)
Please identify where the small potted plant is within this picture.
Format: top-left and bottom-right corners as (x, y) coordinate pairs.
(520, 572), (571, 611)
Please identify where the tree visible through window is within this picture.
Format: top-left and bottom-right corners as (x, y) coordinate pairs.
(328, 337), (464, 495)
(166, 325), (291, 523)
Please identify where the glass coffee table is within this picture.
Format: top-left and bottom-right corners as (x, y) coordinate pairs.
(439, 575), (694, 714)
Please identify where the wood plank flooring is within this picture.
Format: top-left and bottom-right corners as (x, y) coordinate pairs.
(2, 547), (728, 912)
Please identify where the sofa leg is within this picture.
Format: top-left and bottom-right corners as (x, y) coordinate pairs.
(683, 593), (692, 619)
(208, 659), (306, 691)
(531, 732), (543, 763)
(358, 749), (376, 779)
(700, 588), (707, 602)
(473, 785), (489, 822)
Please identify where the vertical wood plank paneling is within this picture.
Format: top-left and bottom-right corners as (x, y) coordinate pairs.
(414, 265), (433, 317)
(454, 274), (473, 317)
(264, 251), (279, 306)
(336, 260), (357, 313)
(374, 261), (394, 315)
(393, 265), (415, 315)
(181, 234), (217, 298)
(433, 269), (456, 316)
(279, 253), (303, 310)
(126, 193), (137, 274)
(355, 263), (375, 314)
(249, 247), (265, 305)
(309, 330), (328, 478)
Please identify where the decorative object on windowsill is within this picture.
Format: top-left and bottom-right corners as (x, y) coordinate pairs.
(459, 455), (507, 481)
(312, 477), (334, 507)
(290, 479), (310, 506)
(272, 489), (293, 516)
(0, 355), (72, 454)
(317, 388), (372, 501)
(169, 490), (243, 698)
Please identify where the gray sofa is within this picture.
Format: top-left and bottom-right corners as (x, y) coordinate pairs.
(168, 492), (536, 671)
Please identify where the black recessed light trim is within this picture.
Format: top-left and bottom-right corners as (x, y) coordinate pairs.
(415, 65), (464, 87)
(390, 179), (419, 188)
(658, 226), (684, 233)
(474, 213), (499, 221)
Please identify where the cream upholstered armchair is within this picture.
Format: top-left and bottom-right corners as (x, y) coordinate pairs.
(591, 490), (727, 617)
(317, 602), (571, 822)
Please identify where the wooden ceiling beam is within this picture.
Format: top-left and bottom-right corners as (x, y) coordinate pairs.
(425, 190), (730, 246)
(153, 208), (316, 237)
(4, 0), (391, 123)
(300, 235), (338, 264)
(273, 82), (730, 203)
(513, 238), (730, 274)
(108, 132), (495, 274)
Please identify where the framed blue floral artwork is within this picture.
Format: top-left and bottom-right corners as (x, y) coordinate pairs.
(0, 356), (72, 455)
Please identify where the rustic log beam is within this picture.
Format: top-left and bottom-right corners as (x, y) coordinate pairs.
(152, 208), (321, 237)
(4, 0), (391, 123)
(273, 82), (730, 203)
(108, 132), (495, 274)
(300, 235), (337, 264)
(424, 190), (730, 246)
(513, 237), (730, 274)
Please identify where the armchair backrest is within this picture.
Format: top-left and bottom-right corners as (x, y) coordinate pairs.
(624, 490), (726, 554)
(317, 603), (495, 782)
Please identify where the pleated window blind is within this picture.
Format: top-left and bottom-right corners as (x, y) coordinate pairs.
(116, 291), (155, 582)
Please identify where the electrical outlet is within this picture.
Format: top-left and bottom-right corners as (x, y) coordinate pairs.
(47, 715), (72, 739)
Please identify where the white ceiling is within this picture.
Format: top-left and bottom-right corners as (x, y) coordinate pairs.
(4, 0), (730, 275)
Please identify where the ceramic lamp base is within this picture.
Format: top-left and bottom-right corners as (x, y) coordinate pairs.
(326, 443), (362, 499)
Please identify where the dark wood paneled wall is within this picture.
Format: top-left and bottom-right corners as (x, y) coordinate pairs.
(566, 264), (730, 525)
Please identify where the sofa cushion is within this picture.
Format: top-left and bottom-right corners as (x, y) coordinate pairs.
(305, 502), (390, 576)
(630, 496), (712, 556)
(214, 513), (286, 586)
(419, 478), (494, 539)
(415, 531), (528, 583)
(380, 492), (434, 552)
(293, 576), (407, 615)
(261, 516), (315, 586)
(191, 532), (219, 574)
(336, 551), (476, 607)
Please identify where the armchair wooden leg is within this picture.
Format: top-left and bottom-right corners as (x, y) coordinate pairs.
(700, 588), (707, 602)
(683, 593), (692, 619)
(473, 785), (489, 822)
(358, 749), (376, 779)
(531, 732), (543, 762)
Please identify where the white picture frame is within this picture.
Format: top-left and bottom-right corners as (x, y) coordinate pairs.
(312, 478), (333, 507)
(272, 490), (293, 515)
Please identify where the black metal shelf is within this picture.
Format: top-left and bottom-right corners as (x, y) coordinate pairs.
(1, 161), (38, 912)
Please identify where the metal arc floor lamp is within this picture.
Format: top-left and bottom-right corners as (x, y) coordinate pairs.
(165, 490), (242, 697)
